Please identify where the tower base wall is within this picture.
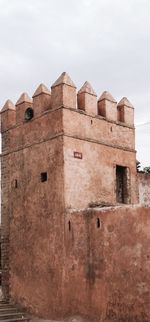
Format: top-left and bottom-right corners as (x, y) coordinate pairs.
(7, 205), (150, 322)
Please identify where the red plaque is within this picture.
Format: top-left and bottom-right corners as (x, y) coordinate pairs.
(74, 152), (82, 159)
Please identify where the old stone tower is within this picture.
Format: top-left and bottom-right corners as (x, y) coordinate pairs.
(1, 72), (143, 320)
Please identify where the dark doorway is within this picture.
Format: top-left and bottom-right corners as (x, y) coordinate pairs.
(116, 165), (129, 204)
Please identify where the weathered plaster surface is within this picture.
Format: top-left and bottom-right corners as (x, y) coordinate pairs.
(0, 73), (144, 321)
(138, 173), (150, 205)
(8, 205), (150, 322)
(64, 205), (150, 322)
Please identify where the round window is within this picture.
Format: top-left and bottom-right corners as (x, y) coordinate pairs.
(24, 108), (34, 121)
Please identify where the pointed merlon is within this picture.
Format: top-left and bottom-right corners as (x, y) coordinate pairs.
(78, 81), (97, 96)
(32, 83), (51, 98)
(16, 92), (32, 106)
(98, 91), (117, 103)
(1, 99), (16, 112)
(118, 97), (134, 108)
(51, 72), (76, 88)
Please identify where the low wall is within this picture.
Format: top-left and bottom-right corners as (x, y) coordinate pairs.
(64, 205), (150, 321)
(8, 205), (150, 322)
(138, 173), (150, 205)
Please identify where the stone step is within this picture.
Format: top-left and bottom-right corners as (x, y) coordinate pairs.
(0, 304), (14, 308)
(0, 300), (9, 303)
(0, 301), (30, 321)
(0, 306), (18, 309)
(0, 309), (18, 314)
(0, 316), (30, 321)
(0, 318), (30, 322)
(0, 307), (18, 310)
(0, 316), (29, 320)
(0, 312), (25, 317)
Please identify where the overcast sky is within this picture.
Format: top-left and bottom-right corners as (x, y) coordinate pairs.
(0, 0), (149, 167)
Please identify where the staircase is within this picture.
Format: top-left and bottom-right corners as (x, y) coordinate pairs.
(0, 301), (30, 321)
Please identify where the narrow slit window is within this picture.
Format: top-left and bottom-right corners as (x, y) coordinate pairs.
(15, 179), (18, 188)
(68, 221), (71, 231)
(41, 172), (47, 182)
(97, 218), (101, 228)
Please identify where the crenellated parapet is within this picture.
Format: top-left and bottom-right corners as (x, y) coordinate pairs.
(0, 72), (135, 133)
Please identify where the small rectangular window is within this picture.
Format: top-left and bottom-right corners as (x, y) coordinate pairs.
(41, 172), (47, 182)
